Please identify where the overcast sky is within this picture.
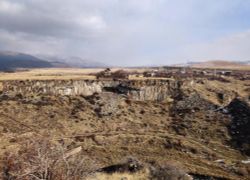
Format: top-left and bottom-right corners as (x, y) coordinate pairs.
(0, 0), (250, 66)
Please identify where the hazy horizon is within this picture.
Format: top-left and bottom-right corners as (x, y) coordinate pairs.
(0, 0), (250, 66)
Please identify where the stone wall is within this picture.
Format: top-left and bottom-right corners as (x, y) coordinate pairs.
(0, 79), (181, 101)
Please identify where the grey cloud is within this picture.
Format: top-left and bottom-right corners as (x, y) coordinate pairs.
(0, 0), (171, 65)
(0, 29), (67, 55)
(0, 1), (107, 39)
(182, 30), (250, 61)
(0, 0), (250, 66)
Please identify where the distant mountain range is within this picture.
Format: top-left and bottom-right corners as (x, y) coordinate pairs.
(175, 60), (250, 69)
(0, 51), (107, 71)
(39, 55), (107, 68)
(239, 60), (250, 65)
(1, 51), (250, 71)
(0, 51), (53, 71)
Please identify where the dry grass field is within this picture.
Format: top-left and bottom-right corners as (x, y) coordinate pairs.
(0, 68), (153, 81)
(0, 68), (99, 80)
(0, 66), (249, 81)
(0, 67), (249, 179)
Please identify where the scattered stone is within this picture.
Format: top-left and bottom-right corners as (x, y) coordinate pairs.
(99, 157), (142, 174)
(241, 160), (250, 164)
(214, 159), (225, 164)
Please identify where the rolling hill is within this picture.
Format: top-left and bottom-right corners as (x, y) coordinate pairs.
(40, 55), (107, 68)
(0, 51), (53, 71)
(176, 60), (250, 70)
(0, 51), (107, 71)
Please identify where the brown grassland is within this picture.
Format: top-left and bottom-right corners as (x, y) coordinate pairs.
(0, 67), (249, 179)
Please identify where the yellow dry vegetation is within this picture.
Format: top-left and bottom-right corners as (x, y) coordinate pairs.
(0, 68), (172, 81)
(88, 171), (149, 180)
(190, 78), (249, 105)
(0, 68), (249, 179)
(0, 68), (101, 81)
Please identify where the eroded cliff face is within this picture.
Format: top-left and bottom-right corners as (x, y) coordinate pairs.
(0, 79), (181, 101)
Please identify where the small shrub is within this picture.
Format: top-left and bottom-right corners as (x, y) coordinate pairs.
(0, 137), (99, 180)
(149, 163), (191, 180)
(111, 70), (129, 79)
(236, 166), (250, 177)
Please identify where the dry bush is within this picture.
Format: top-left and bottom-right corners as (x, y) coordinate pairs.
(0, 137), (99, 180)
(111, 70), (129, 79)
(207, 76), (230, 83)
(95, 71), (107, 79)
(149, 163), (191, 180)
(95, 68), (112, 79)
(235, 165), (250, 177)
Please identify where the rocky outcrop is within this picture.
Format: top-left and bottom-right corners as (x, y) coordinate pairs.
(86, 92), (124, 117)
(2, 80), (104, 96)
(0, 82), (3, 92)
(0, 79), (181, 101)
(227, 98), (250, 155)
